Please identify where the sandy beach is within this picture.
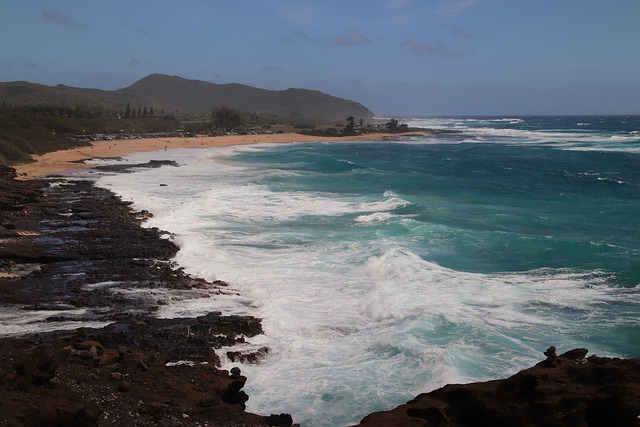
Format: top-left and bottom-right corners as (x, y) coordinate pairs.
(14, 132), (398, 179)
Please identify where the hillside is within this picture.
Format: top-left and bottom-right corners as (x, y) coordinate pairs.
(0, 74), (374, 122)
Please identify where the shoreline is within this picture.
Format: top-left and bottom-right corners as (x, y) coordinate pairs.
(0, 171), (278, 425)
(14, 132), (416, 179)
(5, 127), (640, 425)
(3, 145), (640, 424)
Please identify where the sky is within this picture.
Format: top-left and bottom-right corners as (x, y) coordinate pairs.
(1, 0), (639, 116)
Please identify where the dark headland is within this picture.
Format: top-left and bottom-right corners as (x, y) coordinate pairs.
(1, 164), (639, 427)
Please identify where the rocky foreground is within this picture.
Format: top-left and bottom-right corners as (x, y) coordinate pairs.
(0, 165), (287, 426)
(1, 165), (639, 426)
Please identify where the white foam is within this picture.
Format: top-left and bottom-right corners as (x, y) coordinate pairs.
(355, 211), (394, 224)
(82, 281), (126, 290)
(0, 306), (111, 337)
(401, 117), (640, 153)
(353, 248), (618, 326)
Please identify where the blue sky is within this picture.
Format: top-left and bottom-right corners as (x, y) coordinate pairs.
(1, 0), (639, 116)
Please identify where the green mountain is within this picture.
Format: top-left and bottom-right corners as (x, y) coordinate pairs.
(0, 74), (375, 122)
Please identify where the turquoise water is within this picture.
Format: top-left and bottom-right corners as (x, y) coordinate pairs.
(231, 134), (640, 280)
(98, 116), (640, 426)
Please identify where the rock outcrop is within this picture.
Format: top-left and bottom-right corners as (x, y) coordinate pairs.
(0, 331), (269, 426)
(355, 347), (640, 427)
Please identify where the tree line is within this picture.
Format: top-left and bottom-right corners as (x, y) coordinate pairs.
(0, 101), (416, 166)
(0, 102), (179, 165)
(0, 101), (171, 121)
(123, 102), (168, 119)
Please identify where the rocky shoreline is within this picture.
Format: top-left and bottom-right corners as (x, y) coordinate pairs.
(0, 165), (288, 426)
(1, 165), (639, 426)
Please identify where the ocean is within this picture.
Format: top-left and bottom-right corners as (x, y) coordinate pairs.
(92, 116), (640, 426)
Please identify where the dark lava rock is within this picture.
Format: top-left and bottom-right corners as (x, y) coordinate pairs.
(0, 334), (274, 426)
(0, 176), (236, 320)
(265, 413), (294, 426)
(354, 347), (640, 427)
(94, 159), (180, 172)
(0, 171), (291, 426)
(0, 165), (18, 181)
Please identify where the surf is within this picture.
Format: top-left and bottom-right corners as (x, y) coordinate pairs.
(93, 116), (640, 426)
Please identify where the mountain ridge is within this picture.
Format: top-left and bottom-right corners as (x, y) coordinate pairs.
(0, 73), (375, 122)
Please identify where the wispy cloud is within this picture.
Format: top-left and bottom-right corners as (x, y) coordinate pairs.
(0, 61), (11, 67)
(41, 7), (81, 27)
(402, 40), (468, 58)
(283, 30), (322, 46)
(283, 29), (370, 47)
(26, 62), (38, 67)
(437, 0), (477, 16)
(333, 29), (370, 46)
(128, 57), (140, 67)
(448, 24), (480, 41)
